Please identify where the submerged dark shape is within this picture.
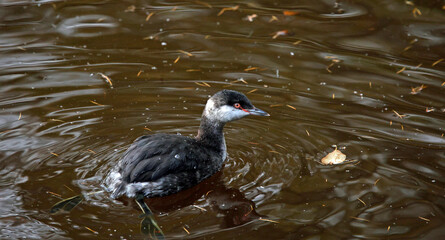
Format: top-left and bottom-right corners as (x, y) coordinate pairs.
(107, 90), (269, 199)
(50, 195), (83, 213)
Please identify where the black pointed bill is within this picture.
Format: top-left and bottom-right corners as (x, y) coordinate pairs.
(247, 108), (270, 116)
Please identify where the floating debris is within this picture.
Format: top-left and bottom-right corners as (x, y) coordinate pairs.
(259, 218), (279, 224)
(272, 30), (289, 39)
(432, 58), (444, 66)
(51, 152), (59, 157)
(392, 110), (406, 119)
(321, 148), (346, 165)
(174, 56), (180, 64)
(231, 79), (248, 84)
(47, 191), (61, 198)
(269, 104), (283, 107)
(145, 12), (155, 21)
(410, 84), (427, 94)
(87, 149), (96, 154)
(99, 73), (113, 88)
(403, 45), (412, 52)
(125, 5), (136, 12)
(194, 81), (211, 87)
(283, 10), (299, 16)
(293, 40), (302, 45)
(396, 67), (406, 74)
(186, 69), (201, 72)
(18, 112), (22, 120)
(305, 130), (310, 136)
(247, 89), (257, 94)
(137, 70), (143, 77)
(85, 226), (98, 234)
(269, 15), (278, 22)
(195, 0), (212, 8)
(412, 7), (421, 17)
(426, 107), (435, 113)
(178, 50), (193, 56)
(246, 14), (257, 22)
(64, 184), (74, 192)
(418, 216), (430, 222)
(275, 144), (287, 150)
(144, 127), (152, 131)
(357, 198), (367, 206)
(90, 100), (104, 106)
(192, 205), (207, 212)
(286, 104), (296, 110)
(374, 178), (380, 185)
(326, 65), (333, 73)
(244, 66), (259, 71)
(217, 5), (239, 16)
(182, 226), (190, 235)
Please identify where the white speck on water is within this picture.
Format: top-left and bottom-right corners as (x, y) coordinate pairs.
(276, 69), (279, 78)
(161, 42), (167, 46)
(175, 154), (180, 159)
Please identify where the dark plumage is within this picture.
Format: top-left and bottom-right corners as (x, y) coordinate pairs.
(107, 90), (269, 199)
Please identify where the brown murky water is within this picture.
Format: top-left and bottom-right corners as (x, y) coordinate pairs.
(1, 0), (445, 239)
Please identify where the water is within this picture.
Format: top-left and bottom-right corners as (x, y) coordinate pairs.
(1, 0), (444, 239)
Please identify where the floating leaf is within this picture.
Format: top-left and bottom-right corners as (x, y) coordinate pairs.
(321, 149), (346, 165)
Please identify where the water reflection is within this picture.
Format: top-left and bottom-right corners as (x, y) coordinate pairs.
(121, 172), (262, 229)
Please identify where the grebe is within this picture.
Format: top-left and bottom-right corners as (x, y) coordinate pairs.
(106, 90), (269, 199)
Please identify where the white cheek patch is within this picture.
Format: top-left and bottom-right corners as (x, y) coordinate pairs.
(217, 105), (249, 122)
(204, 98), (249, 123)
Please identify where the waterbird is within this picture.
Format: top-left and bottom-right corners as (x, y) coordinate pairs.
(51, 90), (269, 238)
(105, 89), (269, 199)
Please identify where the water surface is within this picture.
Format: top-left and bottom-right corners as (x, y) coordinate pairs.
(1, 0), (445, 239)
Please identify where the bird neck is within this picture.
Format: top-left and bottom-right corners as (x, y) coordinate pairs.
(196, 116), (226, 149)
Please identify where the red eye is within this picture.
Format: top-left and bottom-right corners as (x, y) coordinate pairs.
(234, 103), (241, 108)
